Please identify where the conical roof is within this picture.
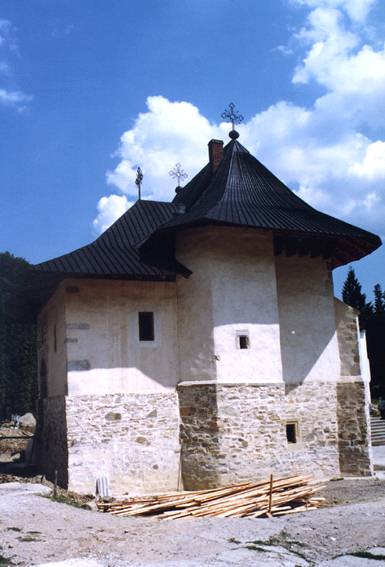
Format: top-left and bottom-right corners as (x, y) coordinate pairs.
(34, 136), (381, 282)
(143, 138), (381, 267)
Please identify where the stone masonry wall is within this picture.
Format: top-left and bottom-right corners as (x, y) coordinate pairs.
(65, 392), (180, 495)
(337, 381), (373, 476)
(39, 382), (370, 494)
(40, 396), (69, 487)
(284, 383), (340, 477)
(178, 382), (341, 490)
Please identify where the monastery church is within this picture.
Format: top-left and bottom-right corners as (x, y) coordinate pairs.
(32, 108), (381, 495)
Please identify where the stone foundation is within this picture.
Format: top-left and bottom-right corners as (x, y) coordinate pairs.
(65, 392), (180, 495)
(39, 380), (372, 495)
(178, 382), (342, 489)
(39, 396), (68, 487)
(178, 383), (287, 489)
(337, 381), (373, 476)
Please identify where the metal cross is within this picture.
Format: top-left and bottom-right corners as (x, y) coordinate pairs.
(221, 102), (244, 131)
(135, 166), (143, 200)
(169, 163), (188, 187)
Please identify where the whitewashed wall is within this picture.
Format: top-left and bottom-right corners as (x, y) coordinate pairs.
(37, 286), (67, 397)
(63, 279), (179, 394)
(176, 227), (283, 383)
(275, 255), (340, 383)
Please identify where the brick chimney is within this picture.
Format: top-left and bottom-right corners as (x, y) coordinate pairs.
(208, 139), (224, 173)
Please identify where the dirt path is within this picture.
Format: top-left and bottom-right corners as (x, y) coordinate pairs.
(1, 480), (385, 566)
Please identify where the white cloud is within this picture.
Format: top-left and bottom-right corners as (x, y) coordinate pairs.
(292, 0), (376, 24)
(93, 194), (134, 234)
(0, 18), (30, 110)
(94, 0), (385, 239)
(106, 96), (225, 201)
(0, 88), (31, 109)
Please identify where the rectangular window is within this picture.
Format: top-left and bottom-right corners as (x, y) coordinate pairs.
(138, 312), (155, 341)
(286, 422), (298, 444)
(238, 335), (249, 349)
(236, 330), (250, 349)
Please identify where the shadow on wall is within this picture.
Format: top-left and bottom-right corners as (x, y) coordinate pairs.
(276, 266), (338, 386)
(37, 394), (69, 488)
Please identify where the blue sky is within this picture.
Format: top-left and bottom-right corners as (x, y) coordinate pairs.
(1, 0), (385, 299)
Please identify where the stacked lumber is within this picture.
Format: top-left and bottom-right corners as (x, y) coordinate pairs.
(97, 474), (326, 519)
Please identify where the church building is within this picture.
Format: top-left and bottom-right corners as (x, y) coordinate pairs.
(33, 109), (381, 495)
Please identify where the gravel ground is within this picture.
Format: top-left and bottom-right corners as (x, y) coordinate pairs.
(1, 479), (385, 566)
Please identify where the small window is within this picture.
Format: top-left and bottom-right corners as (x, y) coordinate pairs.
(286, 422), (298, 444)
(238, 335), (249, 349)
(138, 312), (155, 341)
(236, 331), (250, 349)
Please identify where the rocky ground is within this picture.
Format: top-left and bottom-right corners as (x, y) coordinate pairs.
(0, 424), (33, 463)
(0, 477), (385, 567)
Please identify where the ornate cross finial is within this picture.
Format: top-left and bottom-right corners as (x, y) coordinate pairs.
(135, 166), (143, 200)
(169, 163), (188, 188)
(221, 102), (244, 139)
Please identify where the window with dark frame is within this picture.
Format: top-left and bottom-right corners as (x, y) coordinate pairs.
(238, 334), (250, 349)
(286, 422), (298, 444)
(138, 312), (155, 342)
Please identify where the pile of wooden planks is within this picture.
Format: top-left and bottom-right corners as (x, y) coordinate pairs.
(97, 474), (326, 520)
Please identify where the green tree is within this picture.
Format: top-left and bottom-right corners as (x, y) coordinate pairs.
(373, 283), (385, 318)
(342, 267), (372, 328)
(0, 252), (37, 418)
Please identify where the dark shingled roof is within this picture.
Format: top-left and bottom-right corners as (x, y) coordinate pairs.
(34, 200), (181, 279)
(34, 136), (381, 282)
(145, 138), (381, 267)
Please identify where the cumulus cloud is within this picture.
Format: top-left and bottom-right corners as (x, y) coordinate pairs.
(94, 0), (385, 238)
(92, 194), (134, 234)
(106, 96), (225, 199)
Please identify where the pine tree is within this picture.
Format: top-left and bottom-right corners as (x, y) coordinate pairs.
(374, 284), (385, 318)
(342, 267), (373, 328)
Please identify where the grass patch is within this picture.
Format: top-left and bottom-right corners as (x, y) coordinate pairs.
(17, 534), (40, 542)
(0, 555), (14, 566)
(244, 544), (272, 553)
(42, 491), (92, 510)
(349, 550), (385, 561)
(6, 527), (21, 532)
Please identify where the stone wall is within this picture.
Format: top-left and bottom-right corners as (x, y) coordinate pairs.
(337, 381), (373, 476)
(39, 396), (68, 487)
(38, 381), (371, 494)
(178, 382), (341, 490)
(65, 392), (181, 495)
(284, 383), (340, 477)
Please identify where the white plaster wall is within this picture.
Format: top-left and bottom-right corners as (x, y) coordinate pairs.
(276, 255), (340, 383)
(334, 298), (362, 378)
(37, 285), (67, 397)
(176, 227), (283, 383)
(64, 279), (179, 394)
(359, 330), (372, 405)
